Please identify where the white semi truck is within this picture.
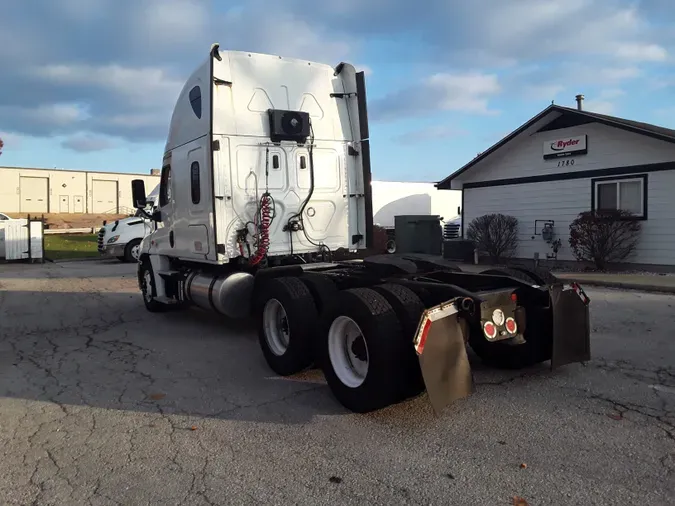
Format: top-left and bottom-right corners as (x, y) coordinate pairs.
(97, 185), (160, 262)
(129, 45), (591, 414)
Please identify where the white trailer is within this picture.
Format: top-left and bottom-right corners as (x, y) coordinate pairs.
(129, 45), (591, 414)
(371, 180), (461, 229)
(370, 180), (462, 251)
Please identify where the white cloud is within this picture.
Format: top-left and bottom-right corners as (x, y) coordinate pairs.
(616, 43), (668, 62)
(583, 100), (616, 115)
(523, 84), (566, 101)
(61, 134), (116, 152)
(33, 64), (184, 108)
(580, 88), (626, 115)
(355, 64), (373, 75)
(597, 88), (626, 100)
(393, 125), (468, 144)
(0, 103), (89, 128)
(371, 71), (501, 121)
(427, 73), (501, 114)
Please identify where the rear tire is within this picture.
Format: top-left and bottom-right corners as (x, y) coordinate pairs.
(321, 288), (404, 413)
(255, 277), (317, 376)
(371, 283), (426, 399)
(300, 273), (338, 315)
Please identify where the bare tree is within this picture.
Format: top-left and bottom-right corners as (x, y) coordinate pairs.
(568, 210), (642, 270)
(0, 137), (4, 156)
(466, 213), (519, 263)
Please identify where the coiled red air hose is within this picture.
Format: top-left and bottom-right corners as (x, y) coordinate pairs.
(249, 193), (272, 266)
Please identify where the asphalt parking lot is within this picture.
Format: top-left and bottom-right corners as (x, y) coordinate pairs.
(1, 260), (674, 506)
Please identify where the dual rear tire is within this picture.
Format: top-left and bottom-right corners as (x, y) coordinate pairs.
(255, 275), (427, 413)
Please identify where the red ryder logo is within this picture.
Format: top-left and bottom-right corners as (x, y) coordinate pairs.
(550, 138), (580, 151)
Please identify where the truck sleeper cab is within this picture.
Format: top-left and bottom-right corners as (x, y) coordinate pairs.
(131, 46), (591, 414)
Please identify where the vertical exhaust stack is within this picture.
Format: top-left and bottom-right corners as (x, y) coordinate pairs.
(575, 94), (584, 111)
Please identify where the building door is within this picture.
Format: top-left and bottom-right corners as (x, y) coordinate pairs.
(59, 195), (69, 213)
(73, 196), (84, 213)
(92, 180), (118, 213)
(19, 177), (49, 213)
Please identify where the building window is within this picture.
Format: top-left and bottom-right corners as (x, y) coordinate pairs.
(159, 164), (172, 207)
(190, 161), (200, 204)
(591, 174), (647, 219)
(189, 86), (202, 119)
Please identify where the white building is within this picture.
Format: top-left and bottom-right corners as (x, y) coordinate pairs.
(0, 166), (160, 215)
(437, 97), (675, 268)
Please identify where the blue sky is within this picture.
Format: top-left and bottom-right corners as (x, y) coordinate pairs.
(1, 0), (674, 183)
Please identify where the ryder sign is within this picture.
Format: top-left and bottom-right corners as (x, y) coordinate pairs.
(543, 134), (587, 159)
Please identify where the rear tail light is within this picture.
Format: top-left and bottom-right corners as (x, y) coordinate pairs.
(510, 292), (517, 303)
(415, 318), (432, 355)
(483, 321), (497, 340)
(505, 317), (517, 334)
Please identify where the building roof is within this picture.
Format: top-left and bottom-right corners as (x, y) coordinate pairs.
(436, 104), (675, 189)
(0, 165), (160, 177)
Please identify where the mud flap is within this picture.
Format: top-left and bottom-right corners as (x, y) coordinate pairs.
(413, 301), (473, 415)
(550, 283), (591, 369)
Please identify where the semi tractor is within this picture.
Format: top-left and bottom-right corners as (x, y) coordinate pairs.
(97, 185), (160, 263)
(130, 45), (591, 414)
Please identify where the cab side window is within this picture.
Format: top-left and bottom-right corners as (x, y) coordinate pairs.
(159, 164), (172, 207)
(190, 161), (200, 204)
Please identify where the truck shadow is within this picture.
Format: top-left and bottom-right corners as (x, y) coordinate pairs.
(0, 288), (557, 426)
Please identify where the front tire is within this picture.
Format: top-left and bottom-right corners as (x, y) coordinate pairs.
(124, 239), (142, 263)
(255, 277), (318, 376)
(138, 260), (168, 313)
(321, 288), (404, 413)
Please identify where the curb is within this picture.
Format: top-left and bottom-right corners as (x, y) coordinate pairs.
(557, 277), (675, 294)
(51, 256), (111, 264)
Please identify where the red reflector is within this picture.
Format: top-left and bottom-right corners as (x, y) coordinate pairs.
(483, 321), (497, 339)
(505, 317), (517, 334)
(511, 293), (518, 303)
(416, 318), (432, 354)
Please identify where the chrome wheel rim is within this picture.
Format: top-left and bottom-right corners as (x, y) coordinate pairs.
(143, 270), (153, 302)
(328, 316), (369, 388)
(262, 298), (290, 356)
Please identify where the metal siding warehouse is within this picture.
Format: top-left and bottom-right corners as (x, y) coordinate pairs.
(0, 166), (160, 214)
(436, 97), (675, 268)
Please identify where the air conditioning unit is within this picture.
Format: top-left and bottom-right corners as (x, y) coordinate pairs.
(268, 109), (311, 143)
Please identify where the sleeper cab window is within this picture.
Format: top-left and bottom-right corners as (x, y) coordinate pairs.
(191, 161), (200, 204)
(160, 165), (172, 207)
(189, 86), (202, 119)
(593, 175), (646, 218)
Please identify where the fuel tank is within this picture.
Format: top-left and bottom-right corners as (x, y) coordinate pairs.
(185, 271), (255, 318)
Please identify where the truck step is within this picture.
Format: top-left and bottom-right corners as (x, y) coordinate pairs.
(155, 296), (180, 305)
(157, 270), (182, 279)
